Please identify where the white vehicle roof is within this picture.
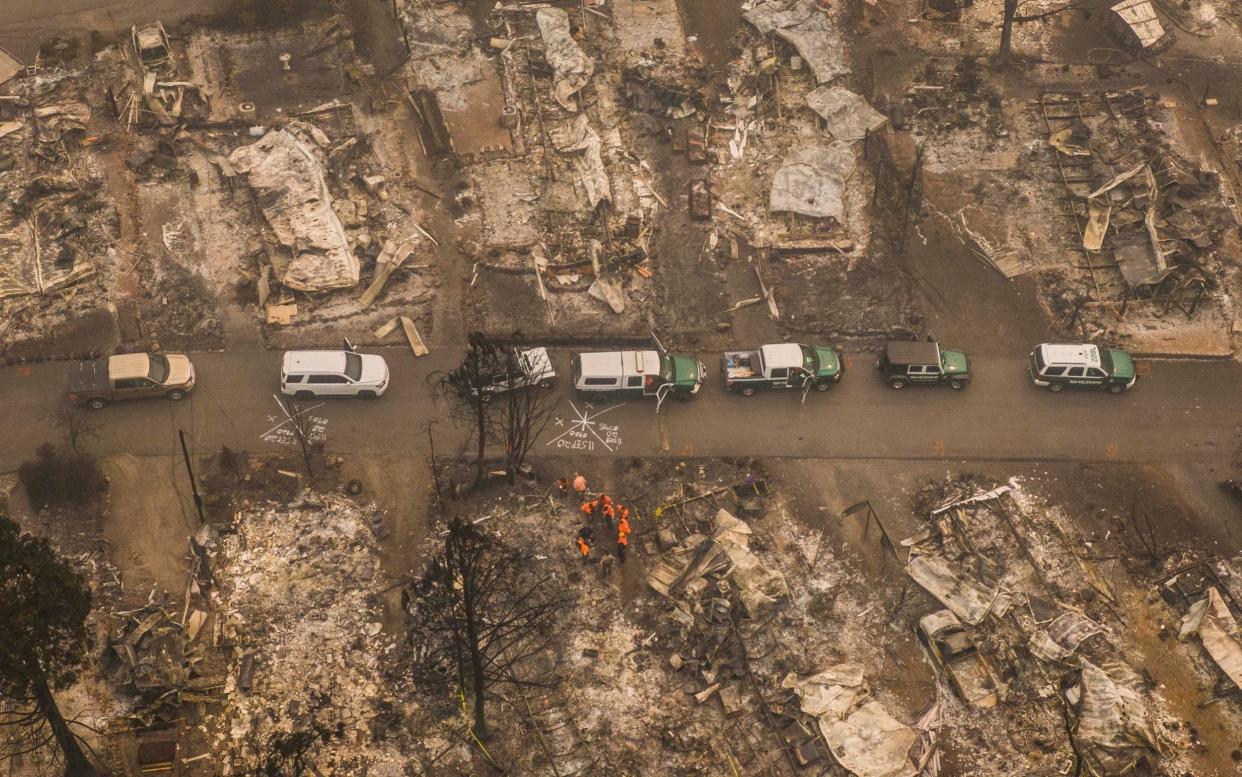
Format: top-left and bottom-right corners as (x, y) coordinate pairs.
(520, 347), (555, 376)
(1038, 343), (1101, 367)
(282, 350), (349, 374)
(577, 350), (660, 377)
(759, 343), (805, 370)
(108, 353), (153, 380)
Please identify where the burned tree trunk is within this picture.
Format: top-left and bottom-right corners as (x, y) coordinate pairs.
(999, 0), (1019, 64)
(277, 395), (315, 476)
(498, 351), (557, 485)
(427, 334), (506, 489)
(33, 677), (95, 777)
(406, 519), (568, 743)
(0, 517), (98, 777)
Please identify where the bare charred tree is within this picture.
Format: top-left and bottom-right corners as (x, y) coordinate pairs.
(48, 405), (99, 461)
(276, 395), (315, 476)
(427, 334), (506, 489)
(405, 518), (567, 739)
(497, 351), (557, 485)
(1128, 497), (1162, 567)
(426, 421), (447, 516)
(0, 516), (99, 777)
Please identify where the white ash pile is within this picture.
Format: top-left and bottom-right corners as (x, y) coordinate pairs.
(211, 492), (404, 773)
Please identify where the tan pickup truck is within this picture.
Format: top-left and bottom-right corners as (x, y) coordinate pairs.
(68, 353), (197, 409)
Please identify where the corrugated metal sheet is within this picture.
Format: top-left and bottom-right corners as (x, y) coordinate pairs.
(1110, 0), (1167, 48)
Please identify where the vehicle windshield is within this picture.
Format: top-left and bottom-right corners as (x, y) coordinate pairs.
(1032, 349), (1046, 371)
(800, 345), (819, 371)
(660, 355), (674, 384)
(345, 352), (363, 381)
(1098, 347), (1113, 373)
(147, 354), (170, 383)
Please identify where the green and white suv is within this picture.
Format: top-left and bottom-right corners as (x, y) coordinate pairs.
(1028, 343), (1136, 394)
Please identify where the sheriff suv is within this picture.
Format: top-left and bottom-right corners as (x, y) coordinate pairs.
(877, 341), (970, 391)
(1028, 343), (1136, 394)
(467, 347), (557, 400)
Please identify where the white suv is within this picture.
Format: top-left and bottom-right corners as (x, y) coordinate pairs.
(280, 350), (390, 398)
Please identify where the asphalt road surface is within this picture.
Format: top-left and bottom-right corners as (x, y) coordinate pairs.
(0, 0), (220, 61)
(1, 349), (1238, 471)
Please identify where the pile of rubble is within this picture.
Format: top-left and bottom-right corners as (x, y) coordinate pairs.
(1075, 150), (1225, 300)
(449, 3), (663, 332)
(646, 506), (936, 774)
(533, 464), (1237, 776)
(230, 122), (362, 293)
(393, 0), (916, 341)
(896, 478), (1201, 775)
(100, 603), (220, 728)
(413, 468), (930, 776)
(0, 12), (442, 356)
(225, 458), (1242, 775)
(1159, 555), (1242, 705)
(0, 67), (117, 356)
(1021, 84), (1238, 332)
(922, 74), (1238, 343)
(206, 492), (406, 773)
(179, 15), (438, 343)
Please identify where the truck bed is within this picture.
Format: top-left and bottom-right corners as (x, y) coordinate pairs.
(722, 350), (760, 380)
(68, 360), (108, 396)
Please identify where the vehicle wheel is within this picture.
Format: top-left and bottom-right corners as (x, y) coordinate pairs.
(1048, 383), (1063, 393)
(295, 390), (315, 400)
(948, 380), (964, 391)
(814, 381), (830, 392)
(166, 389), (185, 401)
(88, 398), (107, 410)
(359, 390), (377, 399)
(538, 379), (553, 390)
(741, 387), (756, 397)
(675, 392), (690, 402)
(889, 380), (905, 390)
(1107, 383), (1124, 394)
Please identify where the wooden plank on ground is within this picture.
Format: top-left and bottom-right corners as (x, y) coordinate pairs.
(400, 316), (429, 356)
(373, 317), (401, 340)
(358, 239), (415, 308)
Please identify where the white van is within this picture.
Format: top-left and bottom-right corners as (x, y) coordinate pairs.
(280, 350), (390, 398)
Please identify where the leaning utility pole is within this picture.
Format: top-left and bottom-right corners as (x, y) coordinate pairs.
(178, 429), (205, 525)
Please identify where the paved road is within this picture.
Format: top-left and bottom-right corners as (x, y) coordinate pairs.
(0, 349), (1238, 471)
(0, 0), (220, 61)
